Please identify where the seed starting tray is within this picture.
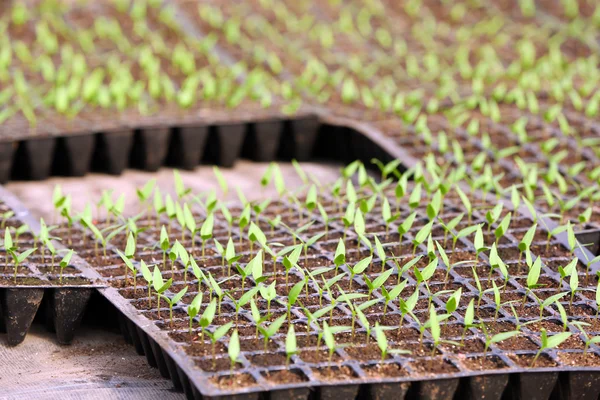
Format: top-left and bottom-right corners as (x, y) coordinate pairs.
(0, 112), (322, 182)
(55, 181), (600, 400)
(0, 186), (105, 345)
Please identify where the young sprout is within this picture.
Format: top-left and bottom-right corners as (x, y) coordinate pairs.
(227, 287), (258, 325)
(380, 198), (399, 239)
(408, 182), (422, 210)
(494, 212), (511, 245)
(213, 166), (228, 196)
(481, 327), (520, 360)
(282, 281), (304, 323)
(136, 179), (156, 214)
(462, 299), (476, 344)
(531, 329), (571, 367)
(117, 250), (138, 292)
(317, 203), (331, 239)
(187, 293), (202, 336)
(569, 265), (579, 309)
(429, 305), (458, 360)
(439, 213), (463, 248)
(173, 170), (191, 199)
(134, 260), (153, 306)
(412, 220), (433, 255)
(281, 245), (302, 285)
(342, 201), (355, 241)
(206, 322), (232, 368)
(518, 223), (537, 265)
(374, 322), (411, 363)
(451, 224), (479, 254)
(225, 238), (242, 276)
(161, 286), (188, 329)
(414, 257), (437, 306)
(455, 186), (473, 222)
(426, 190), (442, 220)
(259, 281), (277, 315)
(473, 225), (487, 264)
(285, 324), (298, 367)
(381, 279), (407, 316)
(333, 239), (346, 275)
(301, 304), (334, 337)
(59, 249), (74, 284)
(347, 256), (372, 290)
(228, 329), (240, 376)
(322, 321), (337, 370)
(363, 268), (394, 301)
(522, 256), (542, 305)
(153, 266), (173, 319)
(398, 289), (419, 327)
(258, 314), (286, 352)
(238, 204), (251, 245)
(198, 297), (217, 343)
(485, 203), (503, 233)
(397, 211), (417, 252)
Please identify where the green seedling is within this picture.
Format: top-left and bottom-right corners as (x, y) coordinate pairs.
(153, 266), (173, 319)
(161, 286), (188, 329)
(206, 322), (232, 368)
(531, 329), (571, 367)
(187, 293), (202, 336)
(258, 314), (286, 352)
(58, 249), (74, 284)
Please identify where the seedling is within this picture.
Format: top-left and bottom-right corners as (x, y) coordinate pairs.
(206, 322), (232, 368)
(152, 267), (173, 319)
(347, 256), (372, 290)
(412, 220), (433, 255)
(439, 213), (463, 248)
(333, 239), (346, 275)
(58, 249), (74, 284)
(374, 322), (410, 363)
(531, 329), (571, 367)
(161, 286), (188, 328)
(258, 314), (286, 352)
(481, 326), (520, 359)
(187, 293), (202, 336)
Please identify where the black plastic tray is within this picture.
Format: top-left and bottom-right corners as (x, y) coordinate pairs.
(0, 114), (322, 182)
(0, 186), (105, 345)
(58, 185), (600, 400)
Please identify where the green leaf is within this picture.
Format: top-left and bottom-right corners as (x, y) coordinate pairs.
(286, 325), (297, 356)
(464, 299), (475, 326)
(201, 213), (214, 240)
(59, 249), (74, 268)
(519, 223), (537, 252)
(228, 329), (240, 362)
(398, 212), (417, 235)
(527, 257), (542, 288)
(213, 322), (233, 341)
(490, 331), (520, 344)
(200, 298), (217, 328)
(322, 321), (335, 351)
(546, 331), (571, 349)
(288, 281), (304, 305)
(375, 322), (387, 353)
(413, 220), (434, 246)
(334, 239), (346, 266)
(354, 209), (365, 236)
